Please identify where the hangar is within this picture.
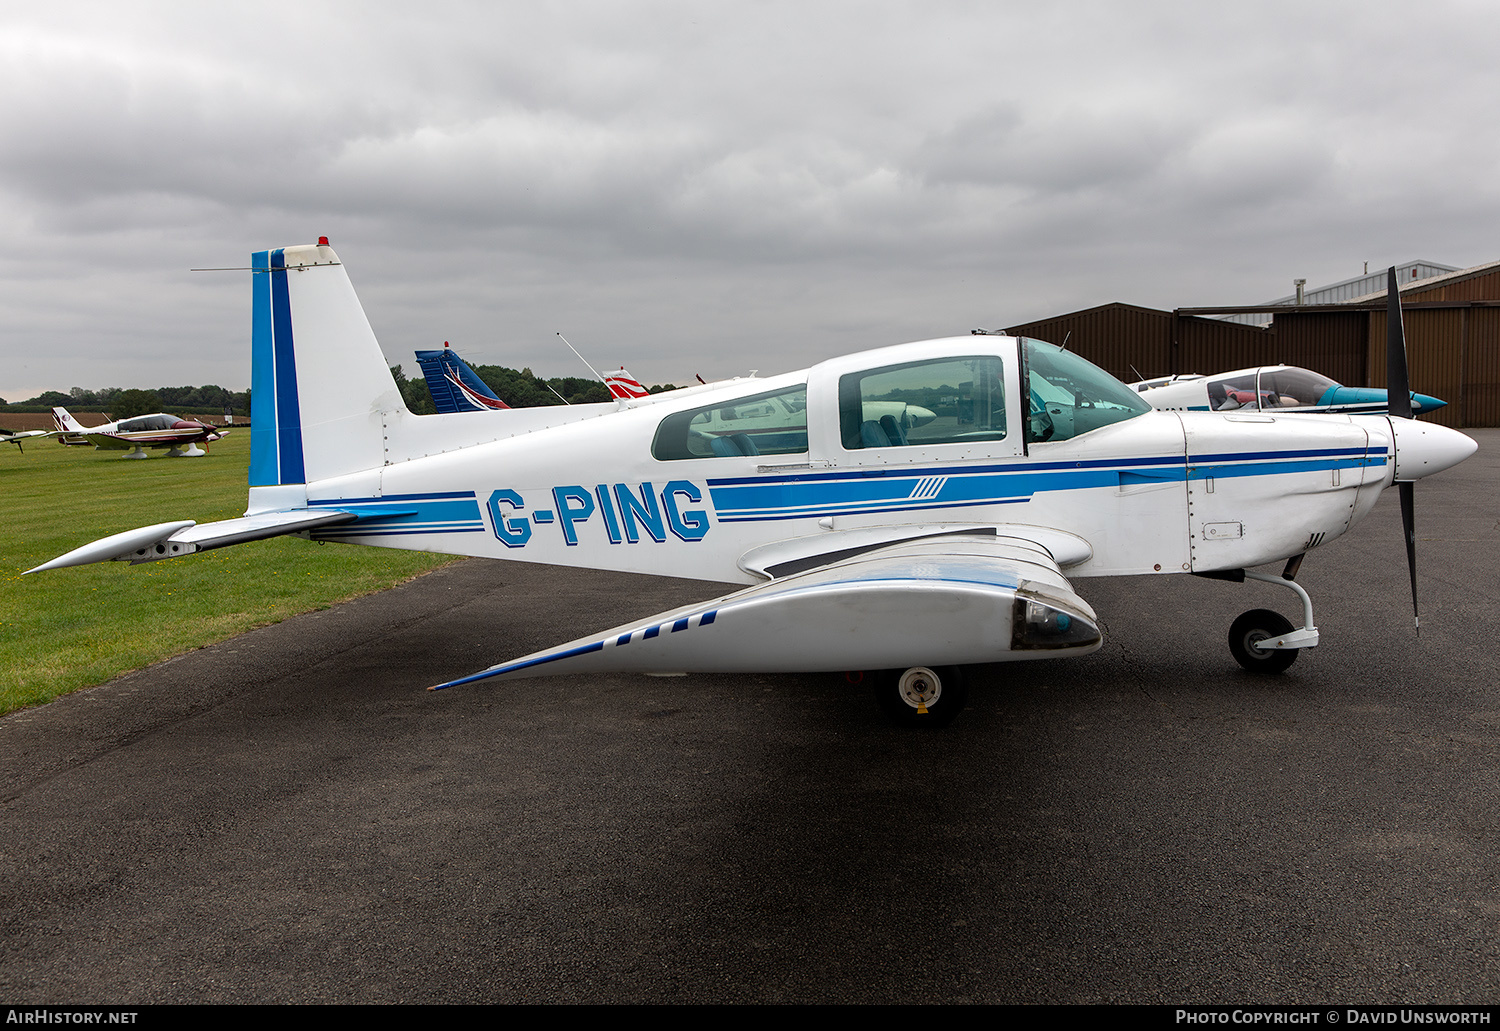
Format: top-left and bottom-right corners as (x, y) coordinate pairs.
(1006, 259), (1500, 428)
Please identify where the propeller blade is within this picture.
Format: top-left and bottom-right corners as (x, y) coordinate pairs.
(1399, 480), (1419, 634)
(1387, 267), (1419, 632)
(1386, 266), (1413, 419)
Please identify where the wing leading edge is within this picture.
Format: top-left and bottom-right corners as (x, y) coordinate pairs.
(433, 534), (1101, 689)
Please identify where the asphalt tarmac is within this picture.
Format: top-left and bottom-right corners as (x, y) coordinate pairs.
(3, 431), (1498, 1004)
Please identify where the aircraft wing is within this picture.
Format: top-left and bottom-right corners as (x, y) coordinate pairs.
(434, 532), (1102, 688)
(2, 429), (48, 450)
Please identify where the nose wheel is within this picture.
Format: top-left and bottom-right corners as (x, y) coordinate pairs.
(875, 665), (967, 726)
(1228, 609), (1299, 673)
(1224, 569), (1320, 674)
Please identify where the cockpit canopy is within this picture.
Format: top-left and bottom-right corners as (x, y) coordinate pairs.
(116, 414), (184, 432)
(1206, 367), (1339, 411)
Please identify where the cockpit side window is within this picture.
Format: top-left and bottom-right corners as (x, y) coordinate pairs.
(839, 356), (1005, 450)
(651, 384), (809, 460)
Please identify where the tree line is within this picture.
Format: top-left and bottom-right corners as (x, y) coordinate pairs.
(5, 365), (679, 419)
(3, 386), (248, 419)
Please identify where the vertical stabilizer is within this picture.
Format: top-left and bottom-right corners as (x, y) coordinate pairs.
(414, 344), (511, 413)
(51, 407), (86, 433)
(249, 243), (405, 488)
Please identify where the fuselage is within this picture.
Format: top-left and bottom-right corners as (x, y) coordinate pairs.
(290, 336), (1415, 585)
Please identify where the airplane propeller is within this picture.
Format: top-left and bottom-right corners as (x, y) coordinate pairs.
(1385, 266), (1421, 634)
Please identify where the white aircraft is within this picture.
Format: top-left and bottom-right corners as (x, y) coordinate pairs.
(49, 406), (226, 458)
(29, 244), (1477, 725)
(1131, 367), (1447, 417)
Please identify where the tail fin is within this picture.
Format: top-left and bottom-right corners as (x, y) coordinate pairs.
(52, 406), (86, 433)
(604, 367), (650, 399)
(414, 344), (511, 413)
(248, 243), (406, 488)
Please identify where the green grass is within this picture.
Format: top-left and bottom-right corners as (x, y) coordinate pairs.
(0, 434), (454, 713)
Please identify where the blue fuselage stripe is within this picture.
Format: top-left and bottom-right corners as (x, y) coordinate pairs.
(305, 492), (484, 538)
(705, 448), (1384, 523)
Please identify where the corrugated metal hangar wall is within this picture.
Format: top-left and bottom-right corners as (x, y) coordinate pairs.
(1006, 264), (1500, 428)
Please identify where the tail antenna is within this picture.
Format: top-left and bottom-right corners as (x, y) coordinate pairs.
(556, 333), (608, 387)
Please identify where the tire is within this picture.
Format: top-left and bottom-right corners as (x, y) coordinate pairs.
(1228, 609), (1299, 674)
(875, 665), (968, 727)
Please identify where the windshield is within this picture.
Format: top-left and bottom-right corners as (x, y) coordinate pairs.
(1023, 338), (1151, 443)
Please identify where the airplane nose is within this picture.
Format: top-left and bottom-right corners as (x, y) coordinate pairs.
(1390, 419), (1478, 481)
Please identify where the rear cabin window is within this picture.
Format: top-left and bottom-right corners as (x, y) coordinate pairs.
(651, 384), (809, 460)
(839, 356), (1006, 449)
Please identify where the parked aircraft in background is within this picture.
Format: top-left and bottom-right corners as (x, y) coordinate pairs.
(49, 407), (225, 458)
(414, 343), (512, 413)
(416, 343), (660, 412)
(415, 343), (661, 411)
(29, 247), (1476, 725)
(604, 368), (651, 400)
(1132, 366), (1446, 416)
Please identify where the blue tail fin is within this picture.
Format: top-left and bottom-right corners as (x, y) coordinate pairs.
(413, 345), (511, 413)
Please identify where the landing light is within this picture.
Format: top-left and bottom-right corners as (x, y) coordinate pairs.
(1012, 591), (1101, 651)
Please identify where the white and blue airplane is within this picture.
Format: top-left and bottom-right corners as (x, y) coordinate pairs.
(1131, 366), (1447, 416)
(28, 244), (1477, 724)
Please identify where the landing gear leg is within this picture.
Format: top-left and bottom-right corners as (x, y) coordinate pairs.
(1227, 570), (1320, 674)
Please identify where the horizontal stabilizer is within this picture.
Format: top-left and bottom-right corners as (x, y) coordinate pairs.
(26, 509), (358, 573)
(433, 536), (1101, 689)
(26, 521), (199, 573)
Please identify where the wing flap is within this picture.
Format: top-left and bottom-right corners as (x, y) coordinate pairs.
(435, 535), (1101, 688)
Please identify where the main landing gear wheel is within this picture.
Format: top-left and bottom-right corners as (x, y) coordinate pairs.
(875, 665), (967, 727)
(1228, 609), (1299, 674)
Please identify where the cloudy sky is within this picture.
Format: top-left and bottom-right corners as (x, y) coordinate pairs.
(3, 0), (1497, 402)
